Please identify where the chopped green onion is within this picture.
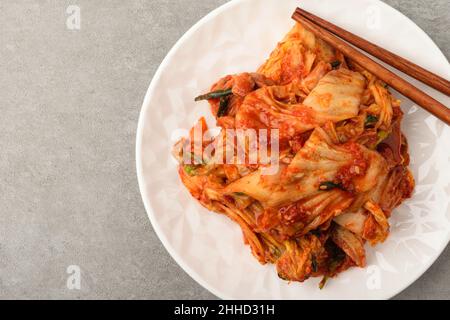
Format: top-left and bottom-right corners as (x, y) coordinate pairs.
(319, 276), (328, 289)
(319, 240), (346, 289)
(310, 229), (322, 237)
(184, 165), (196, 176)
(376, 130), (389, 145)
(234, 192), (246, 196)
(331, 60), (341, 69)
(217, 95), (230, 117)
(194, 88), (232, 101)
(319, 181), (343, 191)
(311, 255), (318, 273)
(365, 114), (378, 127)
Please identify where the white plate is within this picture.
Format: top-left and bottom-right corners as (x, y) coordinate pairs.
(136, 0), (450, 299)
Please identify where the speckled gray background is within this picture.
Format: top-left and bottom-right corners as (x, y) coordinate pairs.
(0, 0), (448, 299)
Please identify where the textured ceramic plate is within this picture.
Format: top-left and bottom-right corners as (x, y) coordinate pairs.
(136, 0), (450, 299)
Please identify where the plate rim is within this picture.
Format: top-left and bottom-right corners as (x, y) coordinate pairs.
(136, 0), (450, 300)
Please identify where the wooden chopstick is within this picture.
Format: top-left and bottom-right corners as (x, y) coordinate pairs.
(296, 8), (450, 96)
(292, 9), (450, 125)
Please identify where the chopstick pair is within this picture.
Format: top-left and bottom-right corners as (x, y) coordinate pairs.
(292, 8), (450, 125)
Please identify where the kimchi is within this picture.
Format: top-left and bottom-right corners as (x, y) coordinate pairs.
(173, 23), (415, 288)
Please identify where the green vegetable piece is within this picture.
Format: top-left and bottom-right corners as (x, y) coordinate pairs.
(217, 95), (230, 117)
(365, 114), (378, 127)
(184, 165), (196, 176)
(319, 239), (347, 289)
(319, 181), (342, 191)
(234, 192), (246, 196)
(376, 130), (389, 145)
(194, 88), (232, 101)
(319, 276), (328, 290)
(331, 60), (341, 69)
(310, 229), (322, 237)
(311, 255), (318, 273)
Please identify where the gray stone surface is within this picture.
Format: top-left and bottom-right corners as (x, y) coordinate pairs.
(0, 0), (448, 300)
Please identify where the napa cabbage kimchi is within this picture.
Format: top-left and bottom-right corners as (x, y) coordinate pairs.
(172, 23), (414, 288)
